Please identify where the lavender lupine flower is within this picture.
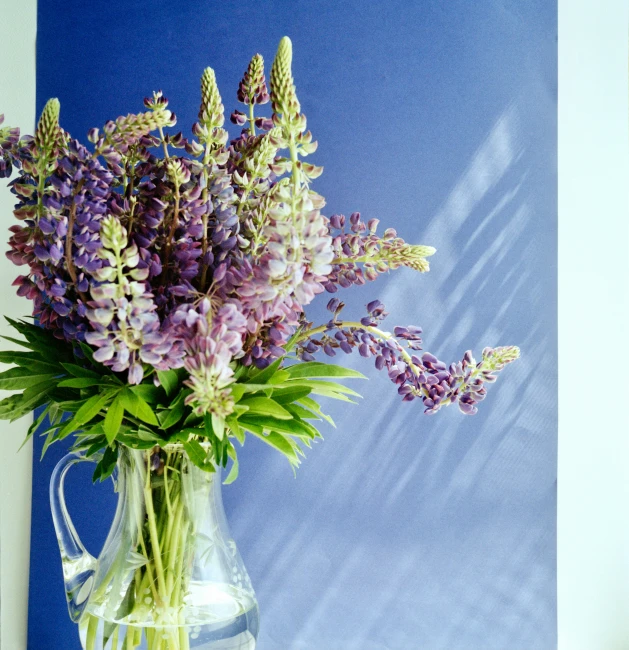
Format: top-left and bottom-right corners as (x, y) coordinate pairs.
(230, 53), (271, 134)
(172, 299), (247, 417)
(324, 212), (436, 291)
(298, 299), (519, 414)
(0, 114), (20, 178)
(6, 101), (112, 340)
(85, 216), (183, 383)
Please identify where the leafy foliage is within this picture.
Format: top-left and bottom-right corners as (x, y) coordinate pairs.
(0, 317), (362, 481)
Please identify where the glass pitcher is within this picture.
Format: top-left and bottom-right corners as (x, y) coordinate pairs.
(50, 444), (259, 650)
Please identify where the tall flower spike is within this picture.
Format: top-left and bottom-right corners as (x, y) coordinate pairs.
(270, 36), (300, 117)
(237, 54), (270, 105)
(34, 98), (62, 155)
(199, 67), (225, 130)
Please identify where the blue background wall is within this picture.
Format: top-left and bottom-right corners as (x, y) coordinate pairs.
(30, 1), (557, 648)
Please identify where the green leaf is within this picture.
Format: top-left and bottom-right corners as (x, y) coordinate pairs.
(297, 396), (335, 426)
(136, 427), (164, 443)
(284, 362), (366, 380)
(267, 370), (291, 384)
(122, 389), (158, 426)
(223, 444), (239, 484)
(104, 394), (125, 444)
(58, 391), (114, 438)
(6, 378), (55, 421)
(0, 352), (59, 374)
(57, 377), (102, 389)
(60, 363), (101, 379)
(284, 403), (321, 421)
(93, 445), (118, 483)
(225, 415), (245, 445)
(158, 402), (185, 430)
(170, 427), (205, 443)
(4, 318), (64, 354)
(230, 384), (246, 403)
(18, 404), (52, 451)
(0, 335), (46, 352)
(238, 396), (292, 420)
(286, 379), (362, 401)
(130, 384), (163, 406)
(239, 414), (315, 437)
(271, 386), (312, 405)
(245, 358), (282, 384)
(0, 367), (56, 391)
(78, 342), (96, 364)
(183, 440), (215, 472)
(212, 413), (225, 440)
(0, 351), (44, 366)
(157, 388), (189, 430)
(156, 370), (179, 398)
(249, 429), (300, 467)
(240, 420), (264, 435)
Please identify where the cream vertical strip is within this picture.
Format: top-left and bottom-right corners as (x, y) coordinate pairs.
(558, 1), (629, 649)
(0, 2), (37, 649)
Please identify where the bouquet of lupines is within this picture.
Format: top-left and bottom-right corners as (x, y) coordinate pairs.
(0, 37), (519, 649)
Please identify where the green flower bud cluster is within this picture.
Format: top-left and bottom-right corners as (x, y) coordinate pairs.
(377, 239), (437, 273)
(233, 131), (279, 192)
(167, 159), (191, 187)
(103, 94), (176, 146)
(238, 54), (269, 105)
(196, 67), (228, 151)
(34, 98), (62, 156)
(98, 215), (128, 254)
(91, 217), (150, 311)
(270, 37), (300, 119)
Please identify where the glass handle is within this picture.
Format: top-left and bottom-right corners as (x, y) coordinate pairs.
(49, 452), (98, 622)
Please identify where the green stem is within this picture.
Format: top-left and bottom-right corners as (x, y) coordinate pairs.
(85, 614), (98, 650)
(158, 126), (170, 160)
(301, 321), (423, 380)
(248, 102), (256, 136)
(144, 454), (168, 606)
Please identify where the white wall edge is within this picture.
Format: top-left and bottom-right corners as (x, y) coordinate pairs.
(0, 2), (37, 650)
(558, 1), (629, 648)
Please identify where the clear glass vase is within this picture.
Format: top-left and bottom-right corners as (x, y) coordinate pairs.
(50, 444), (259, 650)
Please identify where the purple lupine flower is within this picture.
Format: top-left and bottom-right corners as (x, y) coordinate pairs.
(172, 299), (247, 415)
